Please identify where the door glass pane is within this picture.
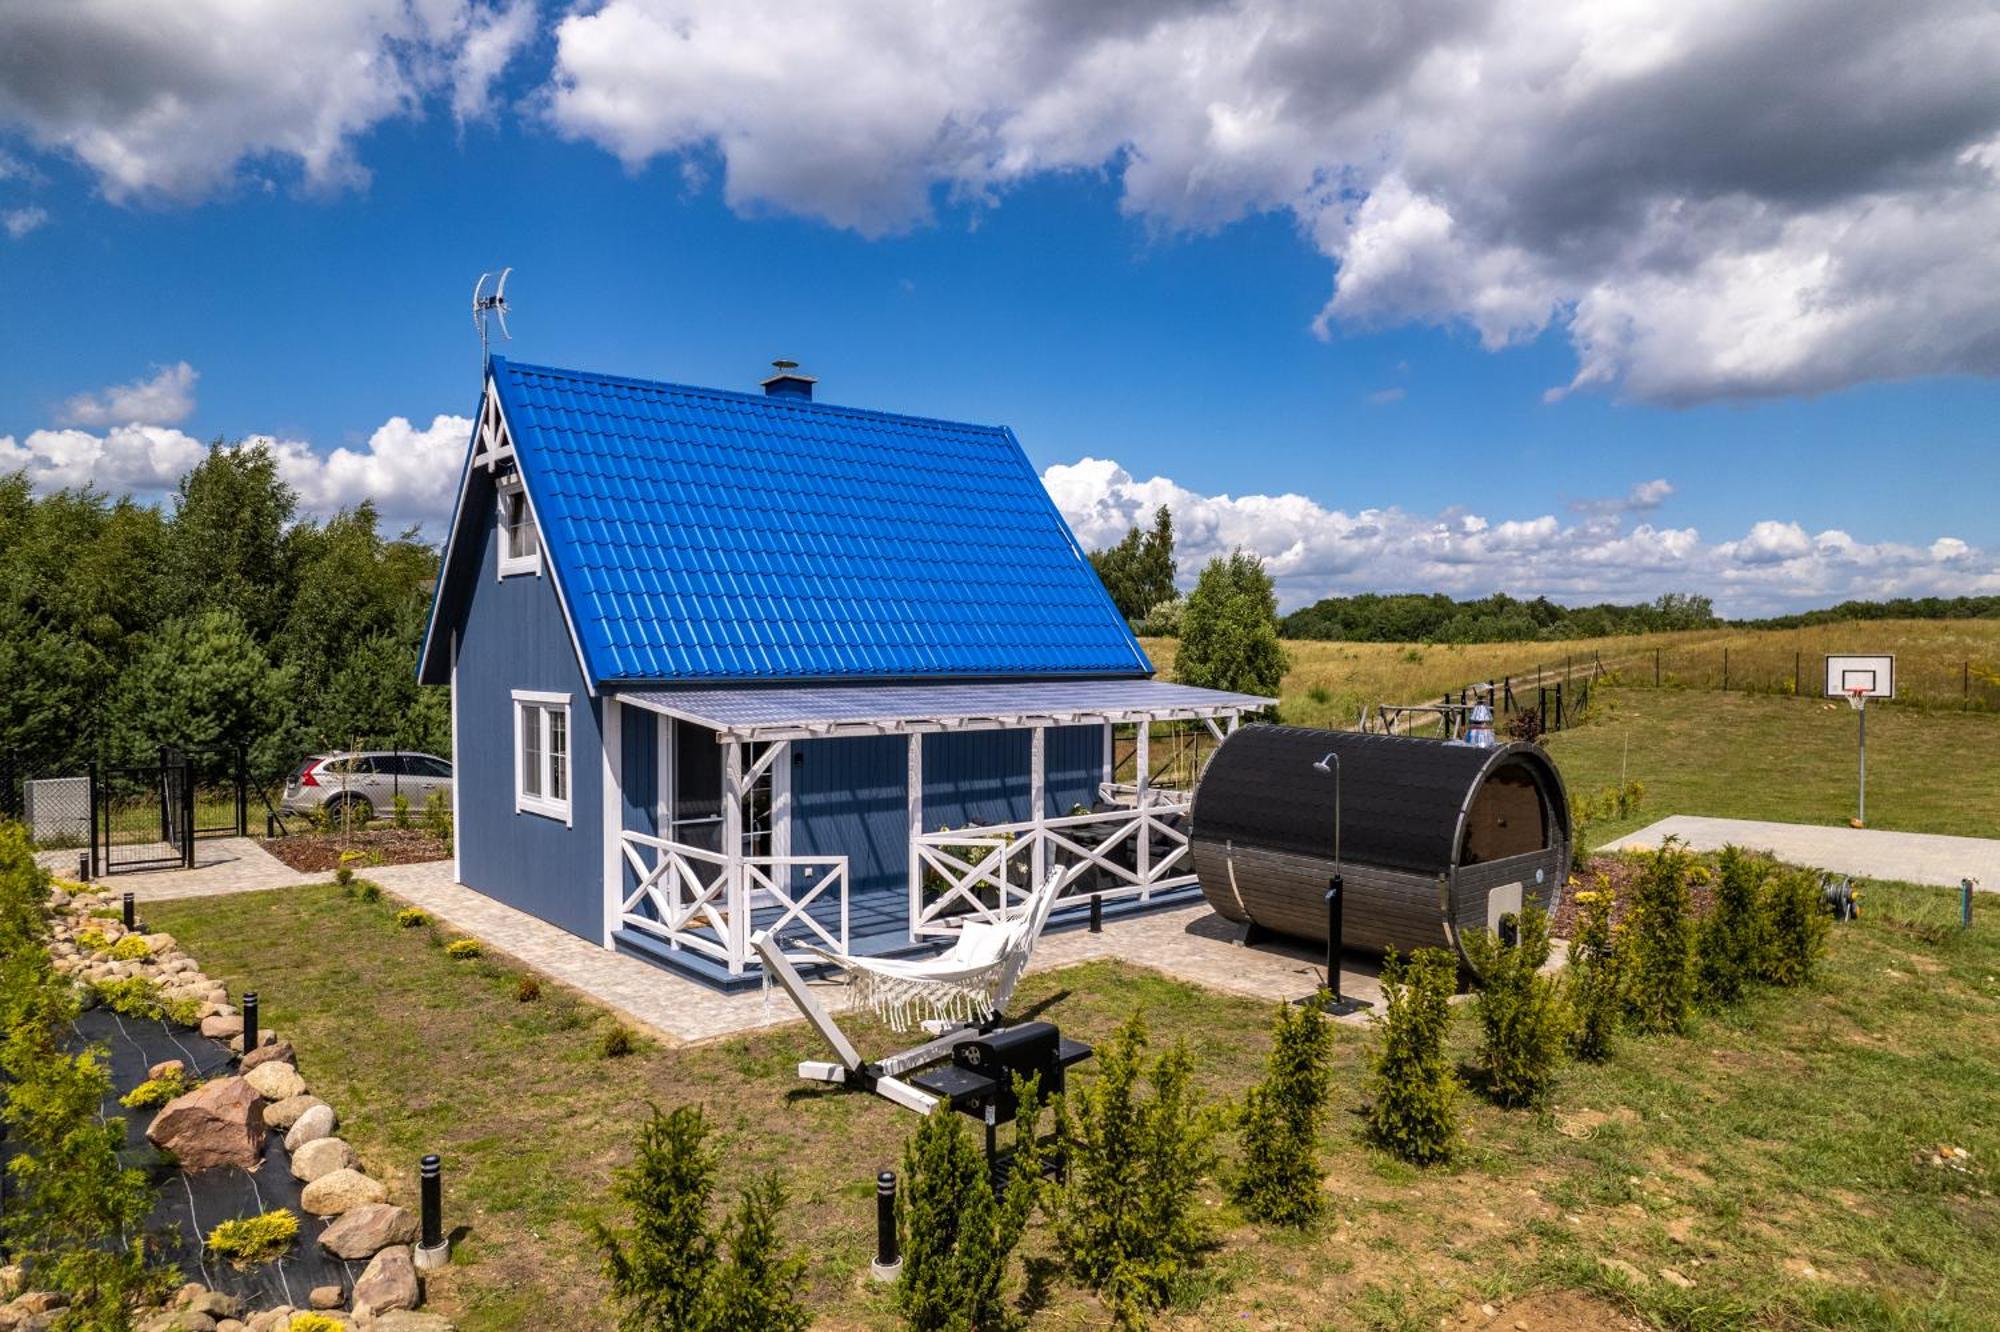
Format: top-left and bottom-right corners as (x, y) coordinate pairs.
(671, 721), (722, 851)
(521, 706), (543, 798)
(743, 742), (773, 859)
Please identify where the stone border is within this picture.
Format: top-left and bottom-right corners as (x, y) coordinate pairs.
(5, 880), (456, 1332)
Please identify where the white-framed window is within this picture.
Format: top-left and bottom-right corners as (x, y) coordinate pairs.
(513, 690), (571, 823)
(496, 478), (541, 578)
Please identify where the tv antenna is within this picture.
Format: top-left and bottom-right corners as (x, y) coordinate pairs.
(473, 268), (513, 364)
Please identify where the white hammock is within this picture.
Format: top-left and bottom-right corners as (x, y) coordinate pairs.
(802, 863), (1075, 1031)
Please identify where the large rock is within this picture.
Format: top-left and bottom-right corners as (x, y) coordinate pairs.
(146, 1077), (266, 1171)
(308, 1286), (344, 1311)
(263, 1095), (324, 1132)
(239, 1042), (295, 1074)
(147, 1059), (185, 1081)
(317, 1203), (418, 1260)
(351, 1246), (420, 1319)
(289, 1137), (358, 1184)
(300, 1169), (387, 1217)
(199, 1014), (243, 1040)
(188, 1292), (244, 1320)
(284, 1102), (338, 1152)
(244, 1061), (306, 1102)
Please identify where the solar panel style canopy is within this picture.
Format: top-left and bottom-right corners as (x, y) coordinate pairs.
(614, 678), (1275, 742)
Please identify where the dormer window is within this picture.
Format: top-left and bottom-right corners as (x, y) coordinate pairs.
(497, 478), (541, 577)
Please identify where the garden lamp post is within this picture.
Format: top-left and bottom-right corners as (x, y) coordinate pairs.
(1303, 752), (1369, 1017)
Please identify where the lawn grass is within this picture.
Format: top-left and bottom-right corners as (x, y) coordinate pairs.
(147, 877), (2000, 1331)
(1546, 686), (2000, 845)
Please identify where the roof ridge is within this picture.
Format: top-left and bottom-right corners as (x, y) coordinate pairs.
(495, 356), (1012, 436)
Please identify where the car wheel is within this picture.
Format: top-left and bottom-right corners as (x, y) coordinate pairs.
(327, 794), (375, 826)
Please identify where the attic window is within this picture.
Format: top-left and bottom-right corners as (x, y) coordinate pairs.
(497, 479), (541, 578)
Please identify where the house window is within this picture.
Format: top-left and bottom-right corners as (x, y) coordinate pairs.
(514, 691), (570, 822)
(497, 480), (541, 577)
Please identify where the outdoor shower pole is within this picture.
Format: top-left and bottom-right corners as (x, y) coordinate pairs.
(1307, 752), (1368, 1016)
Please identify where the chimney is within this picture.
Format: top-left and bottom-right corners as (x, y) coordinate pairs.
(760, 358), (816, 401)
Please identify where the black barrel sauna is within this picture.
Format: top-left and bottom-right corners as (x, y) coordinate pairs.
(1191, 726), (1570, 964)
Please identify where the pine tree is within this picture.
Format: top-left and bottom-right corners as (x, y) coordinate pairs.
(706, 1174), (810, 1332)
(1697, 846), (1764, 1006)
(1626, 839), (1697, 1035)
(1362, 948), (1460, 1165)
(1461, 907), (1570, 1107)
(1567, 884), (1622, 1062)
(1232, 998), (1334, 1227)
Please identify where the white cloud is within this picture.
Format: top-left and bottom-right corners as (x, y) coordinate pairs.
(0, 424), (208, 495)
(264, 414), (472, 536)
(1572, 477), (1674, 516)
(2, 205), (46, 238)
(546, 0), (2000, 403)
(0, 1), (536, 203)
(1041, 457), (2000, 617)
(58, 362), (198, 427)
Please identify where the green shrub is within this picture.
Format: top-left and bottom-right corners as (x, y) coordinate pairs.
(92, 976), (167, 1020)
(356, 879), (382, 904)
(1231, 997), (1334, 1227)
(120, 1070), (196, 1110)
(395, 907), (429, 929)
(423, 789), (454, 853)
(600, 1024), (638, 1059)
(1757, 865), (1832, 987)
(517, 975), (542, 1003)
(1567, 885), (1622, 1062)
(207, 1208), (300, 1266)
(288, 1314), (344, 1332)
(593, 1103), (808, 1332)
(107, 933), (152, 962)
(1362, 948), (1460, 1165)
(1625, 839), (1696, 1036)
(900, 1076), (1044, 1331)
(1052, 1012), (1218, 1327)
(392, 792), (412, 829)
(161, 995), (202, 1027)
(1698, 846), (1765, 1006)
(445, 938), (482, 960)
(1461, 908), (1570, 1108)
(75, 926), (112, 951)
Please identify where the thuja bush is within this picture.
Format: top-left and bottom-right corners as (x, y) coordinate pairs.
(1231, 997), (1335, 1227)
(1697, 846), (1766, 1006)
(1757, 865), (1832, 987)
(1461, 907), (1570, 1108)
(1625, 839), (1696, 1036)
(592, 1103), (808, 1332)
(1052, 1013), (1219, 1328)
(900, 1076), (1044, 1332)
(1567, 885), (1622, 1062)
(1362, 948), (1460, 1164)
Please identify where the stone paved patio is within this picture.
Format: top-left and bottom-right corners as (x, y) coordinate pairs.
(36, 836), (307, 899)
(1605, 816), (1999, 891)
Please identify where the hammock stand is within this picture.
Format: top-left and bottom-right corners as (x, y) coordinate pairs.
(751, 863), (1079, 1115)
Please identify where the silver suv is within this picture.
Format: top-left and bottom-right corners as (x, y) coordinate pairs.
(281, 751), (453, 823)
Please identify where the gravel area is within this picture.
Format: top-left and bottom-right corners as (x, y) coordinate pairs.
(1551, 852), (1718, 937)
(260, 829), (448, 874)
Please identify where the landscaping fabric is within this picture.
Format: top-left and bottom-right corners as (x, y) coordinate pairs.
(70, 1007), (360, 1306)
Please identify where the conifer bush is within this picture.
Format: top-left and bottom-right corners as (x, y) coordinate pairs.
(1231, 997), (1334, 1227)
(1566, 885), (1622, 1062)
(1757, 865), (1832, 987)
(1461, 907), (1570, 1108)
(1625, 839), (1696, 1035)
(206, 1208), (300, 1266)
(899, 1076), (1044, 1331)
(1362, 948), (1460, 1164)
(1052, 1013), (1218, 1327)
(1697, 846), (1765, 1006)
(593, 1103), (808, 1332)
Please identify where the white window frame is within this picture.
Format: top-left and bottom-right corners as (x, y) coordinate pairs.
(513, 690), (572, 824)
(496, 476), (542, 579)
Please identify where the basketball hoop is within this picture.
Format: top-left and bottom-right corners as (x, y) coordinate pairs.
(1845, 686), (1869, 712)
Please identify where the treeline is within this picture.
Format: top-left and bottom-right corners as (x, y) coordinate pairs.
(1279, 591), (1719, 643)
(1747, 595), (2000, 628)
(0, 447), (446, 784)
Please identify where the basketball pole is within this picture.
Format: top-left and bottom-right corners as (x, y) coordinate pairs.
(1856, 696), (1866, 827)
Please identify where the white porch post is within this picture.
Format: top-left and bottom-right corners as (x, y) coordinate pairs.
(1029, 725), (1047, 896)
(723, 739), (745, 974)
(600, 697), (622, 948)
(906, 732), (923, 942)
(1135, 718), (1151, 893)
(1100, 721), (1113, 796)
(449, 630), (460, 887)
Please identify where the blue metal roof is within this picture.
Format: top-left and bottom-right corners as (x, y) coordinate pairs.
(482, 357), (1152, 686)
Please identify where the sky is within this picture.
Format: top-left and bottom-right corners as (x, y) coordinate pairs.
(2, 1), (1998, 617)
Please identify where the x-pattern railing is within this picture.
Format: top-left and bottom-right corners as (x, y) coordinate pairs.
(618, 831), (849, 971)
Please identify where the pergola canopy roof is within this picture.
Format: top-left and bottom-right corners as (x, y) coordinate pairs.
(614, 678), (1274, 742)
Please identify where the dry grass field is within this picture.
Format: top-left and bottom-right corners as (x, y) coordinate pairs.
(1141, 618), (2000, 730)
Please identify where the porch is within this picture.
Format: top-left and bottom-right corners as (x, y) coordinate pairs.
(600, 679), (1273, 988)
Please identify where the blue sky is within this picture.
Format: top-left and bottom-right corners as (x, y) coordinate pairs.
(3, 2), (1997, 614)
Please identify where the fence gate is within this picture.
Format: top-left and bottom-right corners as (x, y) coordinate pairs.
(95, 748), (195, 875)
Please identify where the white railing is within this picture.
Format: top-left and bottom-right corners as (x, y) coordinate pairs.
(617, 831), (849, 974)
(909, 794), (1194, 939)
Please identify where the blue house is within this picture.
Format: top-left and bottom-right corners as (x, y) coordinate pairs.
(417, 358), (1272, 987)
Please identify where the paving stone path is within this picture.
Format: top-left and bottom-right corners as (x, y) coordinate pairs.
(1605, 816), (1999, 890)
(36, 837), (306, 898)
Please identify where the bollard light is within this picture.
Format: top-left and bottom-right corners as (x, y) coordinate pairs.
(122, 892), (135, 930)
(416, 1154), (449, 1271)
(76, 852), (90, 884)
(240, 992), (258, 1055)
(870, 1170), (902, 1282)
(1965, 879), (1977, 932)
(1088, 893), (1102, 934)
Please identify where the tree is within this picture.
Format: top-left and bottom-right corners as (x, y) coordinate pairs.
(1626, 839), (1696, 1035)
(1460, 907), (1570, 1108)
(1052, 1014), (1217, 1327)
(1088, 506), (1176, 623)
(106, 609), (287, 766)
(899, 1078), (1043, 1331)
(1697, 845), (1764, 1006)
(1232, 997), (1335, 1227)
(593, 1104), (808, 1332)
(159, 442), (296, 638)
(1361, 948), (1460, 1165)
(1174, 550), (1288, 698)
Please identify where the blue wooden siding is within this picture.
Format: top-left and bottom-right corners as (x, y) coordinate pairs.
(1044, 724), (1105, 815)
(922, 730), (1028, 830)
(450, 480), (605, 943)
(788, 735), (908, 949)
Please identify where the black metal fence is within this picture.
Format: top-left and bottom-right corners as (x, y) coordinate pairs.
(2, 744), (250, 875)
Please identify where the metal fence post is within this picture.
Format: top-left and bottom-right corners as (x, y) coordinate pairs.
(236, 744), (249, 837)
(1794, 652), (1801, 697)
(88, 761), (100, 880)
(1655, 647), (1661, 687)
(1722, 648), (1729, 692)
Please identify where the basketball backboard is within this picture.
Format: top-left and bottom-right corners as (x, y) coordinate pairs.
(1823, 654), (1894, 700)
